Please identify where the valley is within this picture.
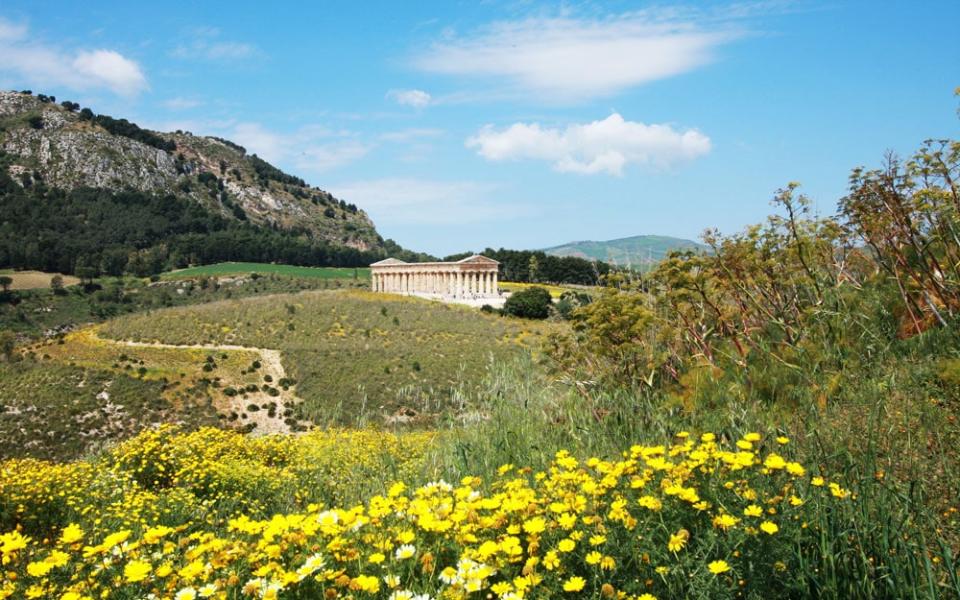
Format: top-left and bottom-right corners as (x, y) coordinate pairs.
(0, 12), (956, 594)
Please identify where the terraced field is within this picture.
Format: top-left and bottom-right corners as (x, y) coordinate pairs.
(100, 289), (559, 426)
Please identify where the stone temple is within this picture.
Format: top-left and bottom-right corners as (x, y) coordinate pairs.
(370, 255), (504, 307)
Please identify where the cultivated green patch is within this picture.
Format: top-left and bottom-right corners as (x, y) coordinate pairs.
(162, 262), (370, 280)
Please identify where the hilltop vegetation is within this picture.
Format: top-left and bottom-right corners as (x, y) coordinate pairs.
(0, 90), (431, 276)
(543, 234), (706, 268)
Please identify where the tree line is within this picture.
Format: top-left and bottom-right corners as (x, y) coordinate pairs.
(444, 248), (615, 285)
(0, 168), (400, 277)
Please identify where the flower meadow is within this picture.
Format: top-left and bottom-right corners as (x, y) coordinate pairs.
(0, 426), (866, 599)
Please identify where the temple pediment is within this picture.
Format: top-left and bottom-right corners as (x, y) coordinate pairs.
(456, 254), (500, 265)
(370, 258), (408, 266)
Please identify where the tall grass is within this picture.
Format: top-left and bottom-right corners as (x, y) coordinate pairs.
(429, 355), (960, 599)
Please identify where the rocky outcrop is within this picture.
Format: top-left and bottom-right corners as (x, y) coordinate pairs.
(0, 91), (380, 252)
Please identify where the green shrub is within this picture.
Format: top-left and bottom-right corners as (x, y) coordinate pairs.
(503, 286), (552, 319)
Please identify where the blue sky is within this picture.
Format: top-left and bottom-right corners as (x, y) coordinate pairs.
(1, 1), (957, 256)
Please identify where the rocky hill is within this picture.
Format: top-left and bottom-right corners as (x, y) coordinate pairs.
(0, 90), (380, 253)
(543, 234), (707, 269)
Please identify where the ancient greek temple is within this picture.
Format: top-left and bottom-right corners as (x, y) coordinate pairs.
(370, 255), (500, 299)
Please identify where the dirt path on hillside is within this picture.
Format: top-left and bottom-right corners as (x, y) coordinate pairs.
(98, 335), (302, 434)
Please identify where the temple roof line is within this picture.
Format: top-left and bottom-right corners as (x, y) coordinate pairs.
(370, 254), (499, 268)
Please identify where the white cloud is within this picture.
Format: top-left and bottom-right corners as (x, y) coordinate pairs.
(72, 50), (147, 96)
(0, 17), (147, 96)
(330, 178), (528, 225)
(387, 89), (432, 108)
(413, 11), (743, 102)
(466, 113), (711, 176)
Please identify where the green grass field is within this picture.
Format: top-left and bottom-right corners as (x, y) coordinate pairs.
(100, 289), (559, 427)
(162, 262), (370, 280)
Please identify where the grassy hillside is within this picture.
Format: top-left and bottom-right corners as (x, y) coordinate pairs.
(543, 234), (706, 267)
(98, 290), (557, 427)
(0, 361), (198, 461)
(0, 271), (365, 338)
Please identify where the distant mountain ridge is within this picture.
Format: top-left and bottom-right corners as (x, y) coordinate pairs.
(543, 234), (707, 268)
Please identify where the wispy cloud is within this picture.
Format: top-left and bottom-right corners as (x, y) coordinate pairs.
(329, 178), (531, 225)
(171, 27), (259, 62)
(387, 88), (432, 108)
(466, 113), (711, 176)
(227, 122), (372, 173)
(412, 8), (747, 102)
(162, 96), (203, 110)
(0, 17), (147, 96)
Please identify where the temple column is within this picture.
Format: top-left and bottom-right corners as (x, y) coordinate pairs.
(482, 272), (489, 295)
(492, 271), (498, 294)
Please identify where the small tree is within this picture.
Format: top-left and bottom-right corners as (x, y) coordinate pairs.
(0, 276), (12, 293)
(503, 286), (552, 319)
(50, 275), (65, 295)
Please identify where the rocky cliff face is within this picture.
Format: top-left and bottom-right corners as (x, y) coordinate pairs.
(0, 91), (381, 251)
